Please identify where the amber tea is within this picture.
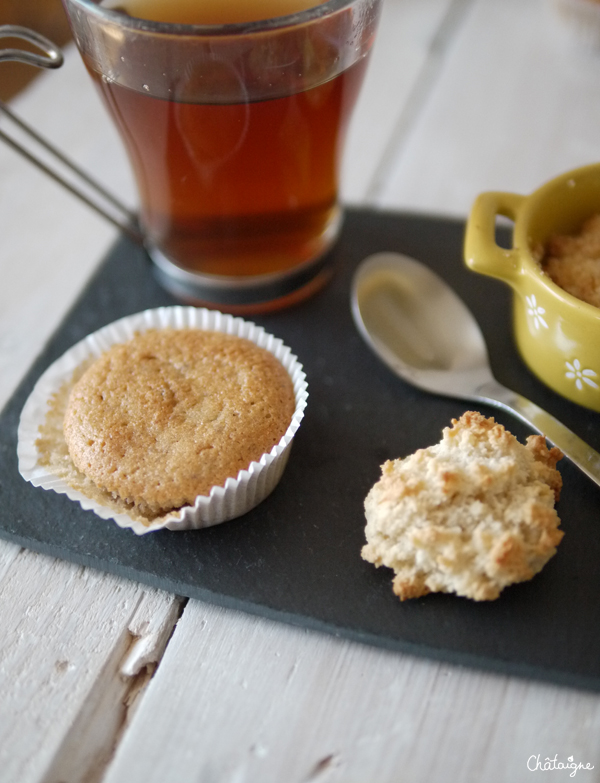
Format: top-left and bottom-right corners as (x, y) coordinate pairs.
(63, 0), (381, 308)
(91, 57), (368, 278)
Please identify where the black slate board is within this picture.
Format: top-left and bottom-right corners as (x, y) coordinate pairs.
(2, 208), (600, 691)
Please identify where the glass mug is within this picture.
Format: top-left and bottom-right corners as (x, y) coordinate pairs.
(61, 0), (381, 311)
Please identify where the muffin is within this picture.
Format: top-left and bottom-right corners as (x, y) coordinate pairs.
(63, 328), (295, 517)
(18, 307), (308, 534)
(362, 412), (564, 601)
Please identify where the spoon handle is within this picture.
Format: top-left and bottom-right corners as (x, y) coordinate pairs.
(478, 380), (600, 488)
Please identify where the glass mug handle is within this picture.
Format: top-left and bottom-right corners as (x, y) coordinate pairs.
(464, 191), (525, 284)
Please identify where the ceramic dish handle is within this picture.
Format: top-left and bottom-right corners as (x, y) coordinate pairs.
(478, 379), (600, 488)
(464, 191), (525, 283)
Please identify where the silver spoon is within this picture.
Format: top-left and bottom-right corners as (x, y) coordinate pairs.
(351, 251), (600, 487)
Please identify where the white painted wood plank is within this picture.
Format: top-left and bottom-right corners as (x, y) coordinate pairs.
(0, 539), (22, 581)
(0, 546), (181, 783)
(103, 601), (600, 783)
(341, 0), (457, 203)
(377, 0), (600, 217)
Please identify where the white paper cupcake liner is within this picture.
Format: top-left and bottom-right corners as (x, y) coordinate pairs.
(17, 306), (308, 535)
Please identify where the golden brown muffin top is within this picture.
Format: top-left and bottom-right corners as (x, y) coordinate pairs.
(63, 329), (295, 515)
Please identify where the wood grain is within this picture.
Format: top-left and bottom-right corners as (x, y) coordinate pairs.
(102, 602), (600, 783)
(378, 0), (600, 216)
(0, 547), (181, 783)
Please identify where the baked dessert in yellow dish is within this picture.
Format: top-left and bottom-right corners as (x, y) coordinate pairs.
(540, 213), (600, 308)
(362, 412), (564, 601)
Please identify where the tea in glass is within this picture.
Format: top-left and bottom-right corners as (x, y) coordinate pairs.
(62, 0), (381, 310)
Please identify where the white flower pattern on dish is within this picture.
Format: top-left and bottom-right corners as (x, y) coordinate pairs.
(565, 359), (599, 391)
(525, 294), (548, 329)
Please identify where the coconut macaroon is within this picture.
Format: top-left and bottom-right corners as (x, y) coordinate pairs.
(362, 411), (564, 601)
(62, 328), (296, 519)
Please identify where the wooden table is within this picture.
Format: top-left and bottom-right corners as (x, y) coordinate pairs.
(2, 1), (600, 781)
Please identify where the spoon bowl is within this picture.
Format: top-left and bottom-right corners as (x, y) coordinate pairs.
(351, 252), (600, 487)
(351, 252), (494, 401)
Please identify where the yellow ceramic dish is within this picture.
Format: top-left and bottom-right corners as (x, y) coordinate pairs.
(464, 163), (600, 412)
